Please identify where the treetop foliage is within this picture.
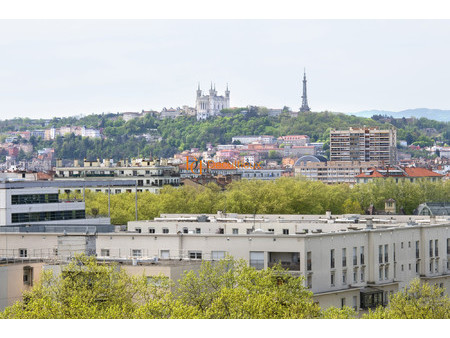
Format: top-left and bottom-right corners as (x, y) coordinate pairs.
(1, 255), (448, 319)
(79, 177), (450, 225)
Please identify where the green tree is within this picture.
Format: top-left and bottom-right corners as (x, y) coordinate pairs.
(1, 254), (151, 319)
(363, 279), (450, 319)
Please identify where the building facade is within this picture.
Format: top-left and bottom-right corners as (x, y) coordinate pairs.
(330, 127), (397, 165)
(196, 84), (230, 120)
(54, 159), (181, 194)
(1, 212), (449, 311)
(294, 160), (383, 184)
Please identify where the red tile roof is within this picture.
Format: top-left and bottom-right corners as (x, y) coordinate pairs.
(403, 167), (442, 177)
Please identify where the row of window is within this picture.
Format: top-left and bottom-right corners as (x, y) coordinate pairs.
(11, 210), (85, 223)
(331, 267), (366, 287)
(11, 194), (59, 205)
(140, 227), (289, 235)
(100, 249), (227, 261)
(330, 247), (365, 269)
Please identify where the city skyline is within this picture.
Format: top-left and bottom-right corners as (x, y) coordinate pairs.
(1, 20), (450, 119)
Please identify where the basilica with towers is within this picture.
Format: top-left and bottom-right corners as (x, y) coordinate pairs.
(196, 83), (230, 120)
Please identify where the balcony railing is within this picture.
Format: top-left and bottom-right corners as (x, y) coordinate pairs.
(268, 262), (300, 271)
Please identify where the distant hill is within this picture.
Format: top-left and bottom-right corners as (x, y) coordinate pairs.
(350, 108), (450, 122)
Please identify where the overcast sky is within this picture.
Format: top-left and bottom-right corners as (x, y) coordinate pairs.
(1, 20), (450, 119)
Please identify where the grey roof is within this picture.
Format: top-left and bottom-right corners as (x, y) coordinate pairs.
(415, 202), (450, 216)
(294, 155), (328, 166)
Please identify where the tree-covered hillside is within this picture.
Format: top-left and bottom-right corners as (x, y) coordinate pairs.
(2, 110), (449, 160)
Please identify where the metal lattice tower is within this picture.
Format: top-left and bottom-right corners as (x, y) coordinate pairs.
(300, 69), (311, 112)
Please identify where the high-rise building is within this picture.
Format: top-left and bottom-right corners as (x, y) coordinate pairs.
(330, 127), (397, 165)
(196, 83), (230, 120)
(300, 70), (311, 112)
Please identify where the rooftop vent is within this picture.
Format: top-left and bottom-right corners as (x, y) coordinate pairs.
(197, 215), (210, 222)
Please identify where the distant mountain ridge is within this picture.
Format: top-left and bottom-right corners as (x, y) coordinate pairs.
(350, 108), (450, 122)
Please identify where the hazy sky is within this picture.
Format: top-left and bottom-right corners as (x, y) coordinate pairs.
(1, 20), (450, 119)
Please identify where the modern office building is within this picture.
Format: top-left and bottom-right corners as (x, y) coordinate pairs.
(330, 127), (397, 165)
(1, 212), (449, 311)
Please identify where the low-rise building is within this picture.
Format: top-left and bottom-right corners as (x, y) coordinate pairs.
(355, 167), (443, 184)
(1, 212), (449, 311)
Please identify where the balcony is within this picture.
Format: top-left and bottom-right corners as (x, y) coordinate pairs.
(268, 252), (300, 271)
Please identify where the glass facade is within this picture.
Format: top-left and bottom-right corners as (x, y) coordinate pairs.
(11, 210), (85, 223)
(11, 194), (59, 205)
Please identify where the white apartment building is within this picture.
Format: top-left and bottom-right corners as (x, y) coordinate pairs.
(1, 212), (448, 311)
(54, 159), (180, 194)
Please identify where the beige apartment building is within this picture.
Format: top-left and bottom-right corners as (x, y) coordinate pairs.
(330, 127), (397, 165)
(1, 212), (449, 311)
(294, 160), (382, 184)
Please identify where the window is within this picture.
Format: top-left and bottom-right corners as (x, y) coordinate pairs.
(232, 228), (239, 235)
(401, 264), (404, 271)
(211, 251), (226, 260)
(384, 266), (389, 280)
(307, 252), (312, 271)
(268, 228), (274, 233)
(447, 238), (450, 255)
(330, 249), (335, 269)
(342, 271), (347, 284)
(401, 242), (404, 249)
(183, 227), (188, 234)
(379, 267), (383, 281)
(360, 267), (365, 282)
(378, 245), (383, 263)
(19, 248), (27, 258)
(408, 241), (411, 248)
(330, 272), (335, 286)
(160, 250), (170, 259)
(250, 251), (264, 270)
(353, 247), (357, 266)
(340, 297), (346, 308)
(188, 251), (202, 260)
(360, 246), (365, 265)
(307, 275), (312, 289)
(100, 249), (110, 257)
(393, 243), (396, 262)
(384, 244), (389, 263)
(416, 241), (420, 259)
(435, 239), (439, 257)
(282, 229), (289, 235)
(342, 248), (347, 267)
(429, 240), (433, 257)
(416, 262), (419, 274)
(135, 228), (141, 233)
(353, 296), (358, 311)
(23, 266), (33, 286)
(115, 189), (121, 194)
(195, 228), (201, 234)
(353, 268), (358, 283)
(435, 260), (439, 273)
(162, 228), (169, 234)
(132, 249), (142, 257)
(149, 228), (155, 234)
